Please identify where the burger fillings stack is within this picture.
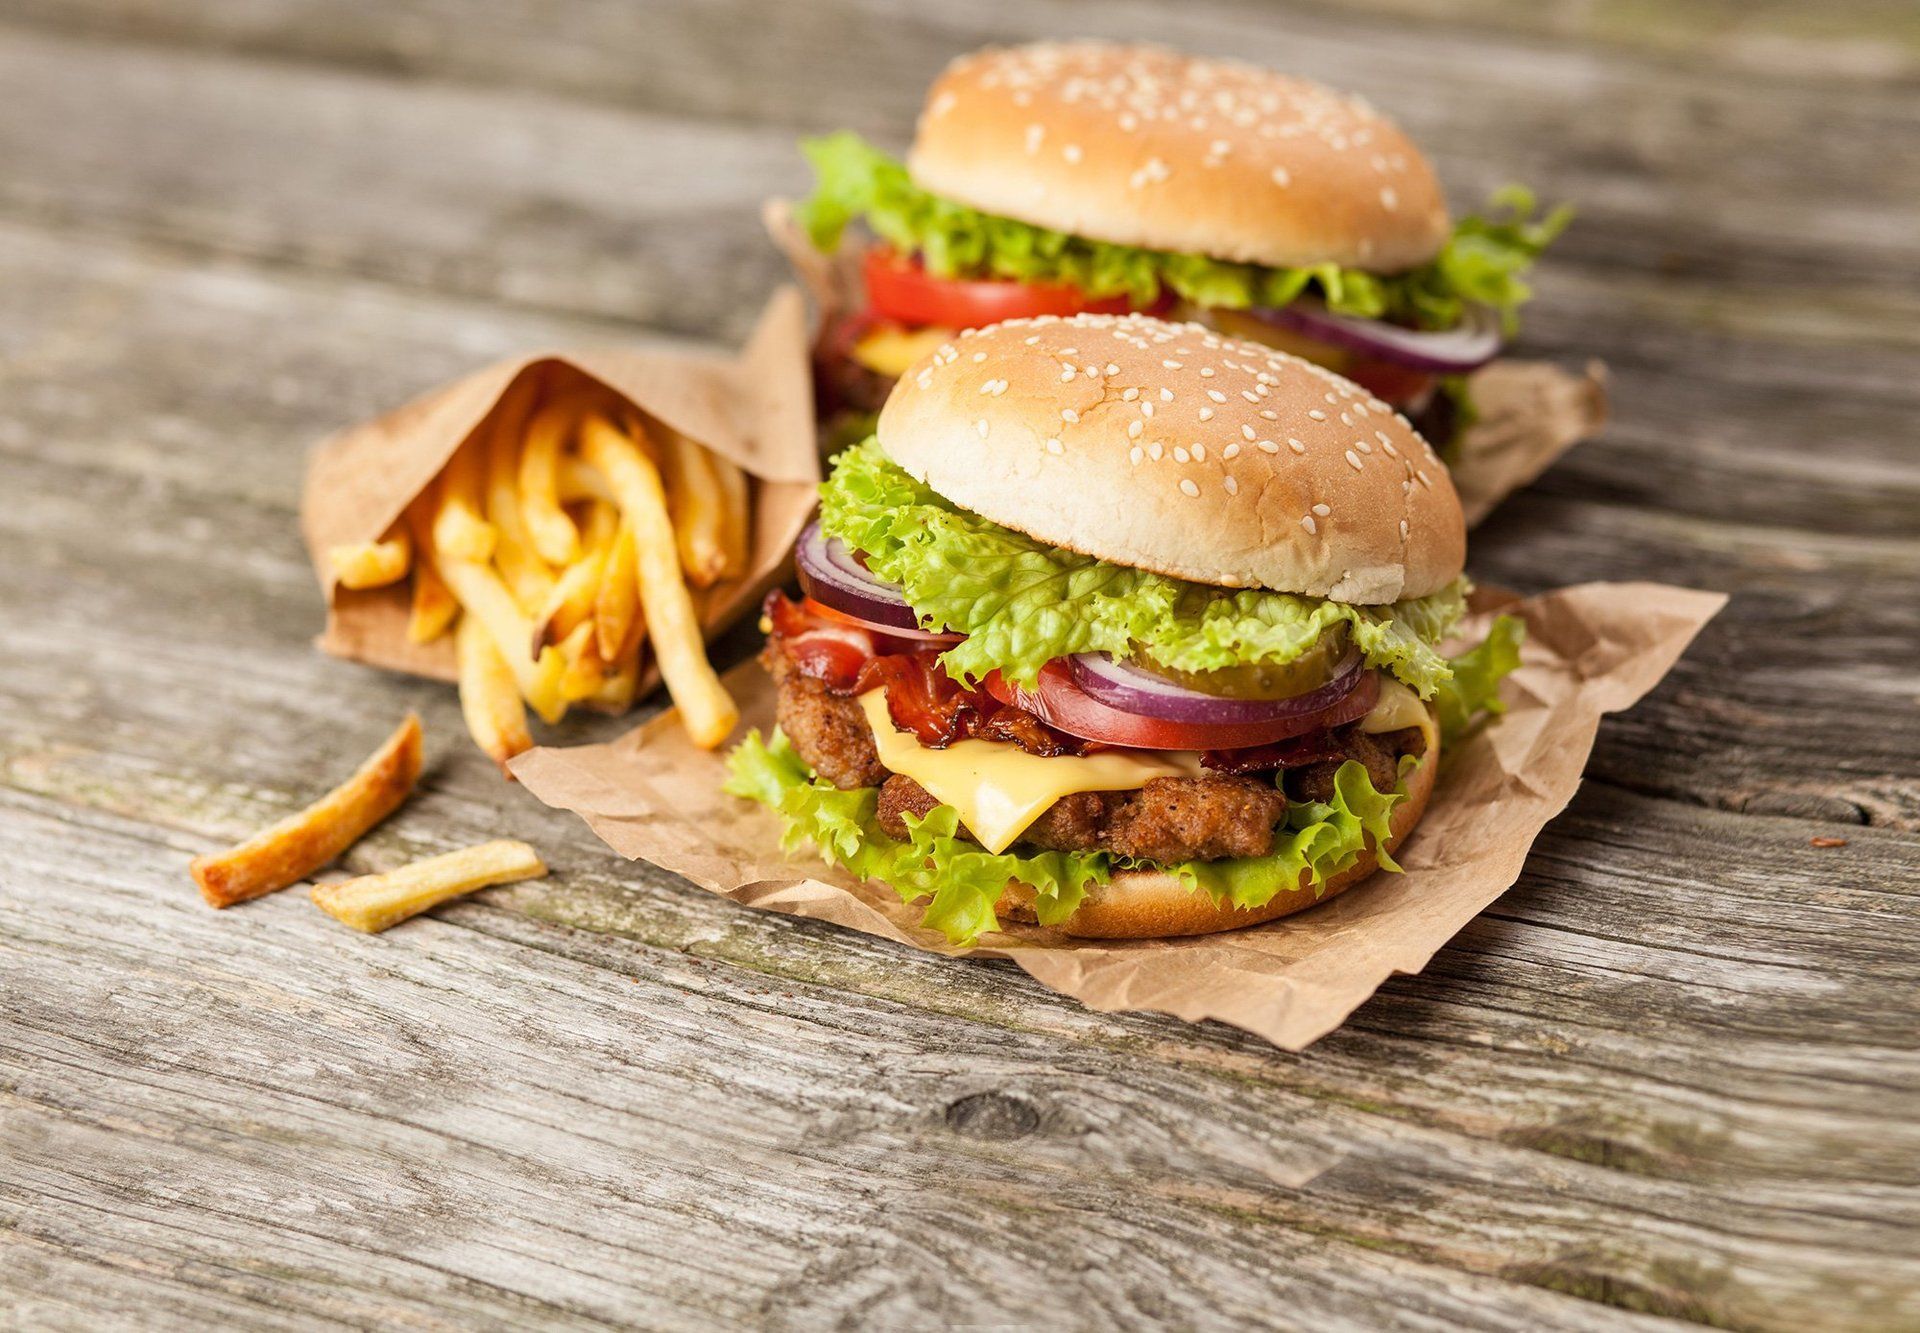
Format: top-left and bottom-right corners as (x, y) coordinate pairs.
(799, 42), (1568, 452)
(727, 313), (1523, 941)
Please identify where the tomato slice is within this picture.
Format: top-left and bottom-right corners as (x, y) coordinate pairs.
(983, 663), (1378, 752)
(863, 247), (1138, 329)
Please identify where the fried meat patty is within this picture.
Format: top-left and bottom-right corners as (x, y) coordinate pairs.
(769, 654), (1427, 864)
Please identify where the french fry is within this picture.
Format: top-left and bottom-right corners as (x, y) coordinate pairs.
(588, 646), (640, 712)
(659, 430), (730, 589)
(311, 839), (547, 934)
(431, 437), (497, 562)
(456, 612), (533, 773)
(557, 455), (616, 506)
(530, 503), (617, 652)
(579, 414), (738, 747)
(406, 534), (459, 644)
(190, 714), (423, 908)
(556, 621), (607, 702)
(436, 553), (568, 724)
(518, 401), (581, 565)
(592, 520), (641, 664)
(484, 398), (557, 613)
(709, 451), (751, 579)
(328, 527), (411, 590)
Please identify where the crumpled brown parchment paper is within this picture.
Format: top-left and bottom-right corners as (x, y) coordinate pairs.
(763, 200), (1607, 526)
(510, 581), (1724, 1050)
(298, 288), (820, 689)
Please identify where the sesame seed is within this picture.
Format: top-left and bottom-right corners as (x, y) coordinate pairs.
(1380, 186), (1398, 211)
(1339, 412), (1353, 426)
(1192, 443), (1207, 461)
(1045, 437), (1064, 455)
(1128, 419), (1144, 438)
(1142, 401), (1155, 418)
(1206, 389), (1227, 403)
(1161, 388), (1174, 402)
(1179, 478), (1201, 498)
(1257, 439), (1280, 454)
(1399, 518), (1410, 540)
(1223, 442), (1241, 459)
(1287, 438), (1306, 454)
(1417, 469), (1432, 488)
(1312, 503), (1331, 517)
(1271, 166), (1291, 187)
(1061, 368), (1076, 383)
(972, 351), (987, 362)
(1308, 409), (1327, 421)
(1198, 407), (1214, 422)
(1259, 409), (1278, 420)
(1200, 367), (1214, 378)
(1241, 424), (1256, 441)
(1355, 439), (1371, 453)
(1240, 390), (1259, 403)
(1061, 347), (1077, 356)
(1174, 446), (1190, 463)
(1129, 445), (1144, 465)
(1224, 475), (1240, 495)
(1345, 450), (1363, 470)
(1149, 442), (1164, 460)
(1122, 387), (1140, 401)
(1061, 408), (1079, 423)
(1063, 143), (1084, 163)
(976, 420), (990, 438)
(1382, 440), (1398, 457)
(1163, 360), (1183, 370)
(1105, 363), (1120, 376)
(1025, 124), (1045, 154)
(1301, 515), (1317, 534)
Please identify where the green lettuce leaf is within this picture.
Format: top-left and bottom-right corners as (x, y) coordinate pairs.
(1433, 612), (1525, 743)
(818, 438), (1468, 695)
(796, 132), (1568, 332)
(726, 729), (1408, 945)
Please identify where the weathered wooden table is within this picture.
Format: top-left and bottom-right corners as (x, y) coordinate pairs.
(3, 3), (1916, 1329)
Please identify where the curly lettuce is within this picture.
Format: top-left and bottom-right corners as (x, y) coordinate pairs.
(818, 439), (1468, 696)
(797, 132), (1569, 334)
(1433, 612), (1524, 744)
(725, 728), (1404, 944)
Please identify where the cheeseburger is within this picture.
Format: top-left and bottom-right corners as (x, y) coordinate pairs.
(727, 313), (1522, 941)
(798, 41), (1567, 452)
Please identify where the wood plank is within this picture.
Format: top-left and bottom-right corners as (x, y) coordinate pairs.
(0, 19), (1916, 345)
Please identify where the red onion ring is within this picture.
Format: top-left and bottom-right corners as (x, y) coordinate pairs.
(1248, 299), (1502, 374)
(794, 520), (924, 633)
(1068, 649), (1364, 726)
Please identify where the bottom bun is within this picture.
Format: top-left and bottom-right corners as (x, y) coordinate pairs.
(997, 737), (1438, 939)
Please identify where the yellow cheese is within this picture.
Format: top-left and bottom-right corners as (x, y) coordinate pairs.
(1360, 676), (1439, 756)
(857, 691), (1201, 854)
(849, 325), (958, 378)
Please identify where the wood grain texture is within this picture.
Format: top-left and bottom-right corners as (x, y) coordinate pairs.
(0, 1), (1917, 1328)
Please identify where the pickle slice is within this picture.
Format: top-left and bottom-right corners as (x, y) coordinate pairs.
(1137, 625), (1353, 700)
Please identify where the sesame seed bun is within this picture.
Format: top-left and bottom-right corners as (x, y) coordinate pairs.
(996, 725), (1437, 939)
(909, 42), (1450, 274)
(875, 312), (1464, 603)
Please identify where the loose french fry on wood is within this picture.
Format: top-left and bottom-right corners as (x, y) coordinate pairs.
(709, 451), (751, 579)
(659, 430), (729, 589)
(437, 553), (567, 724)
(456, 612), (533, 774)
(328, 527), (411, 590)
(311, 839), (547, 934)
(579, 414), (739, 748)
(431, 437), (497, 562)
(190, 714), (423, 908)
(518, 401), (582, 565)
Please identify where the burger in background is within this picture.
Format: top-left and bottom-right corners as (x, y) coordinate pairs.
(796, 41), (1568, 455)
(727, 313), (1523, 942)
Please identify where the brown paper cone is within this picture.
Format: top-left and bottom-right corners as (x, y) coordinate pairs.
(298, 288), (820, 688)
(764, 200), (1609, 523)
(509, 581), (1724, 1050)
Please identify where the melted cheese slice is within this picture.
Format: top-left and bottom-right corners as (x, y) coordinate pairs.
(858, 691), (1201, 854)
(850, 325), (958, 378)
(1360, 676), (1439, 756)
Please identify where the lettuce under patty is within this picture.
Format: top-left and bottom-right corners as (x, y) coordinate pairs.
(725, 728), (1403, 945)
(818, 438), (1469, 696)
(797, 132), (1569, 335)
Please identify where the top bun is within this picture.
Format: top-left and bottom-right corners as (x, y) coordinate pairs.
(909, 42), (1450, 274)
(875, 313), (1464, 603)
